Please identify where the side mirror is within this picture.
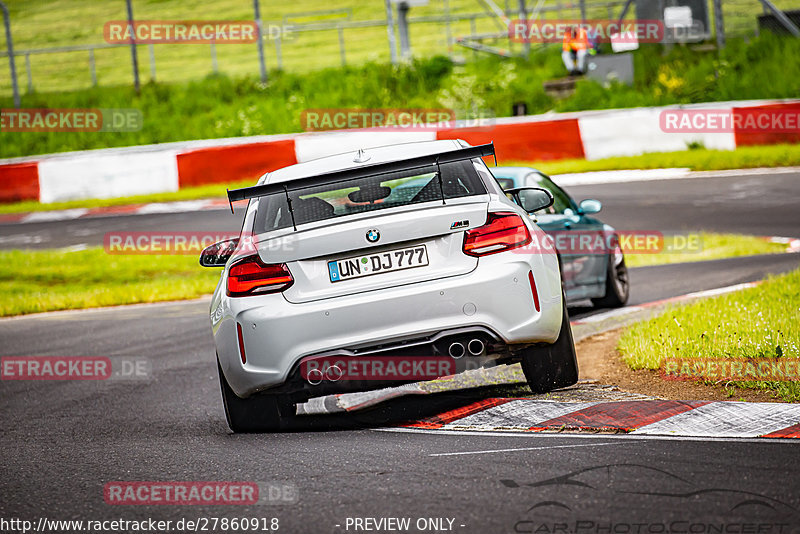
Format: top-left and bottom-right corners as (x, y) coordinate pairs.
(199, 238), (239, 267)
(578, 199), (602, 215)
(507, 187), (555, 213)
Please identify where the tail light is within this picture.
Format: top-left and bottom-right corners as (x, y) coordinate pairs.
(226, 255), (293, 297)
(463, 212), (531, 257)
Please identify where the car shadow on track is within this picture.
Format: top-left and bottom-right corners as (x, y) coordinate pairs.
(226, 383), (527, 434)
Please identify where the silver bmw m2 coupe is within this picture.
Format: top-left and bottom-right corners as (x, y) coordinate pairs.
(200, 140), (578, 432)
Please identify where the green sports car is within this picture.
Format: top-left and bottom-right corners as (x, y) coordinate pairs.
(491, 166), (629, 308)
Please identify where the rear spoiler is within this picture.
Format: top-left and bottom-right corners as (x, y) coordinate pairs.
(226, 142), (496, 214)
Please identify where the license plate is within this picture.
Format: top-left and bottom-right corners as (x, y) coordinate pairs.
(328, 245), (429, 283)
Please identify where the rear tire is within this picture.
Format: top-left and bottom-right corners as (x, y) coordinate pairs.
(217, 360), (294, 433)
(591, 250), (629, 309)
(520, 295), (579, 393)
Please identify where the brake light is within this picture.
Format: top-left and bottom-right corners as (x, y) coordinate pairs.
(226, 255), (294, 297)
(463, 212), (531, 256)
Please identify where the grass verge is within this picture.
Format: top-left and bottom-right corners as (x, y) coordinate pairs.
(0, 248), (220, 317)
(617, 268), (800, 402)
(2, 144), (799, 215)
(624, 232), (790, 268)
(1, 0), (796, 97)
(3, 33), (800, 158)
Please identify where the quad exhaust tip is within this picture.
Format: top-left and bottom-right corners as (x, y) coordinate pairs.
(306, 368), (324, 385)
(448, 342), (465, 359)
(325, 365), (343, 382)
(468, 338), (485, 356)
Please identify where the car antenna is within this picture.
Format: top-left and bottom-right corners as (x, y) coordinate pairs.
(283, 185), (297, 231)
(435, 157), (445, 205)
(353, 148), (371, 163)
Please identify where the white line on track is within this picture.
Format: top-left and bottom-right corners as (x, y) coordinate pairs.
(374, 427), (800, 443)
(429, 441), (621, 457)
(552, 166), (800, 187)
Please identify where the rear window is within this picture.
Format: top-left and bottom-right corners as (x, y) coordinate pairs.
(254, 160), (486, 233)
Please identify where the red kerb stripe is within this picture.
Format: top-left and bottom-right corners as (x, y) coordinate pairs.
(403, 398), (514, 429)
(529, 400), (711, 432)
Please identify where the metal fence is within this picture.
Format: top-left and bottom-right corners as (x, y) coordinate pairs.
(1, 0), (798, 101)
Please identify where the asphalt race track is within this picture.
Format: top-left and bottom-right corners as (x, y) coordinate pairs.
(1, 170), (798, 250)
(2, 170), (799, 532)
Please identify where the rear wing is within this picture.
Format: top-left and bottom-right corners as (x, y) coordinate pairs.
(226, 142), (496, 215)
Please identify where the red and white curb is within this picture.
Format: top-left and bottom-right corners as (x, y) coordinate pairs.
(768, 236), (800, 254)
(399, 398), (800, 439)
(295, 279), (800, 438)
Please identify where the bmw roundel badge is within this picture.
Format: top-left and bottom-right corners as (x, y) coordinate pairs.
(366, 229), (380, 243)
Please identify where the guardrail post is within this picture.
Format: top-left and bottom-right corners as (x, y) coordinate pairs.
(148, 43), (156, 81)
(253, 0), (268, 83)
(338, 26), (346, 66)
(125, 0), (140, 93)
(469, 17), (477, 59)
(24, 52), (32, 92)
(275, 34), (282, 70)
(443, 0), (453, 58)
(397, 2), (411, 60)
(517, 0), (529, 57)
(384, 0), (398, 65)
(0, 0), (20, 107)
(89, 48), (97, 86)
(713, 0), (725, 49)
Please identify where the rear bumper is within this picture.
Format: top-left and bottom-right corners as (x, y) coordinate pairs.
(214, 253), (562, 397)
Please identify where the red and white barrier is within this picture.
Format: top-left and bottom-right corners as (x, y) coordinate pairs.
(577, 105), (737, 160)
(37, 149), (180, 203)
(1, 99), (797, 204)
(0, 162), (39, 203)
(437, 115), (585, 161)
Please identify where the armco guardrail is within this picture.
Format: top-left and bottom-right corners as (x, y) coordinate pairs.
(0, 99), (797, 204)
